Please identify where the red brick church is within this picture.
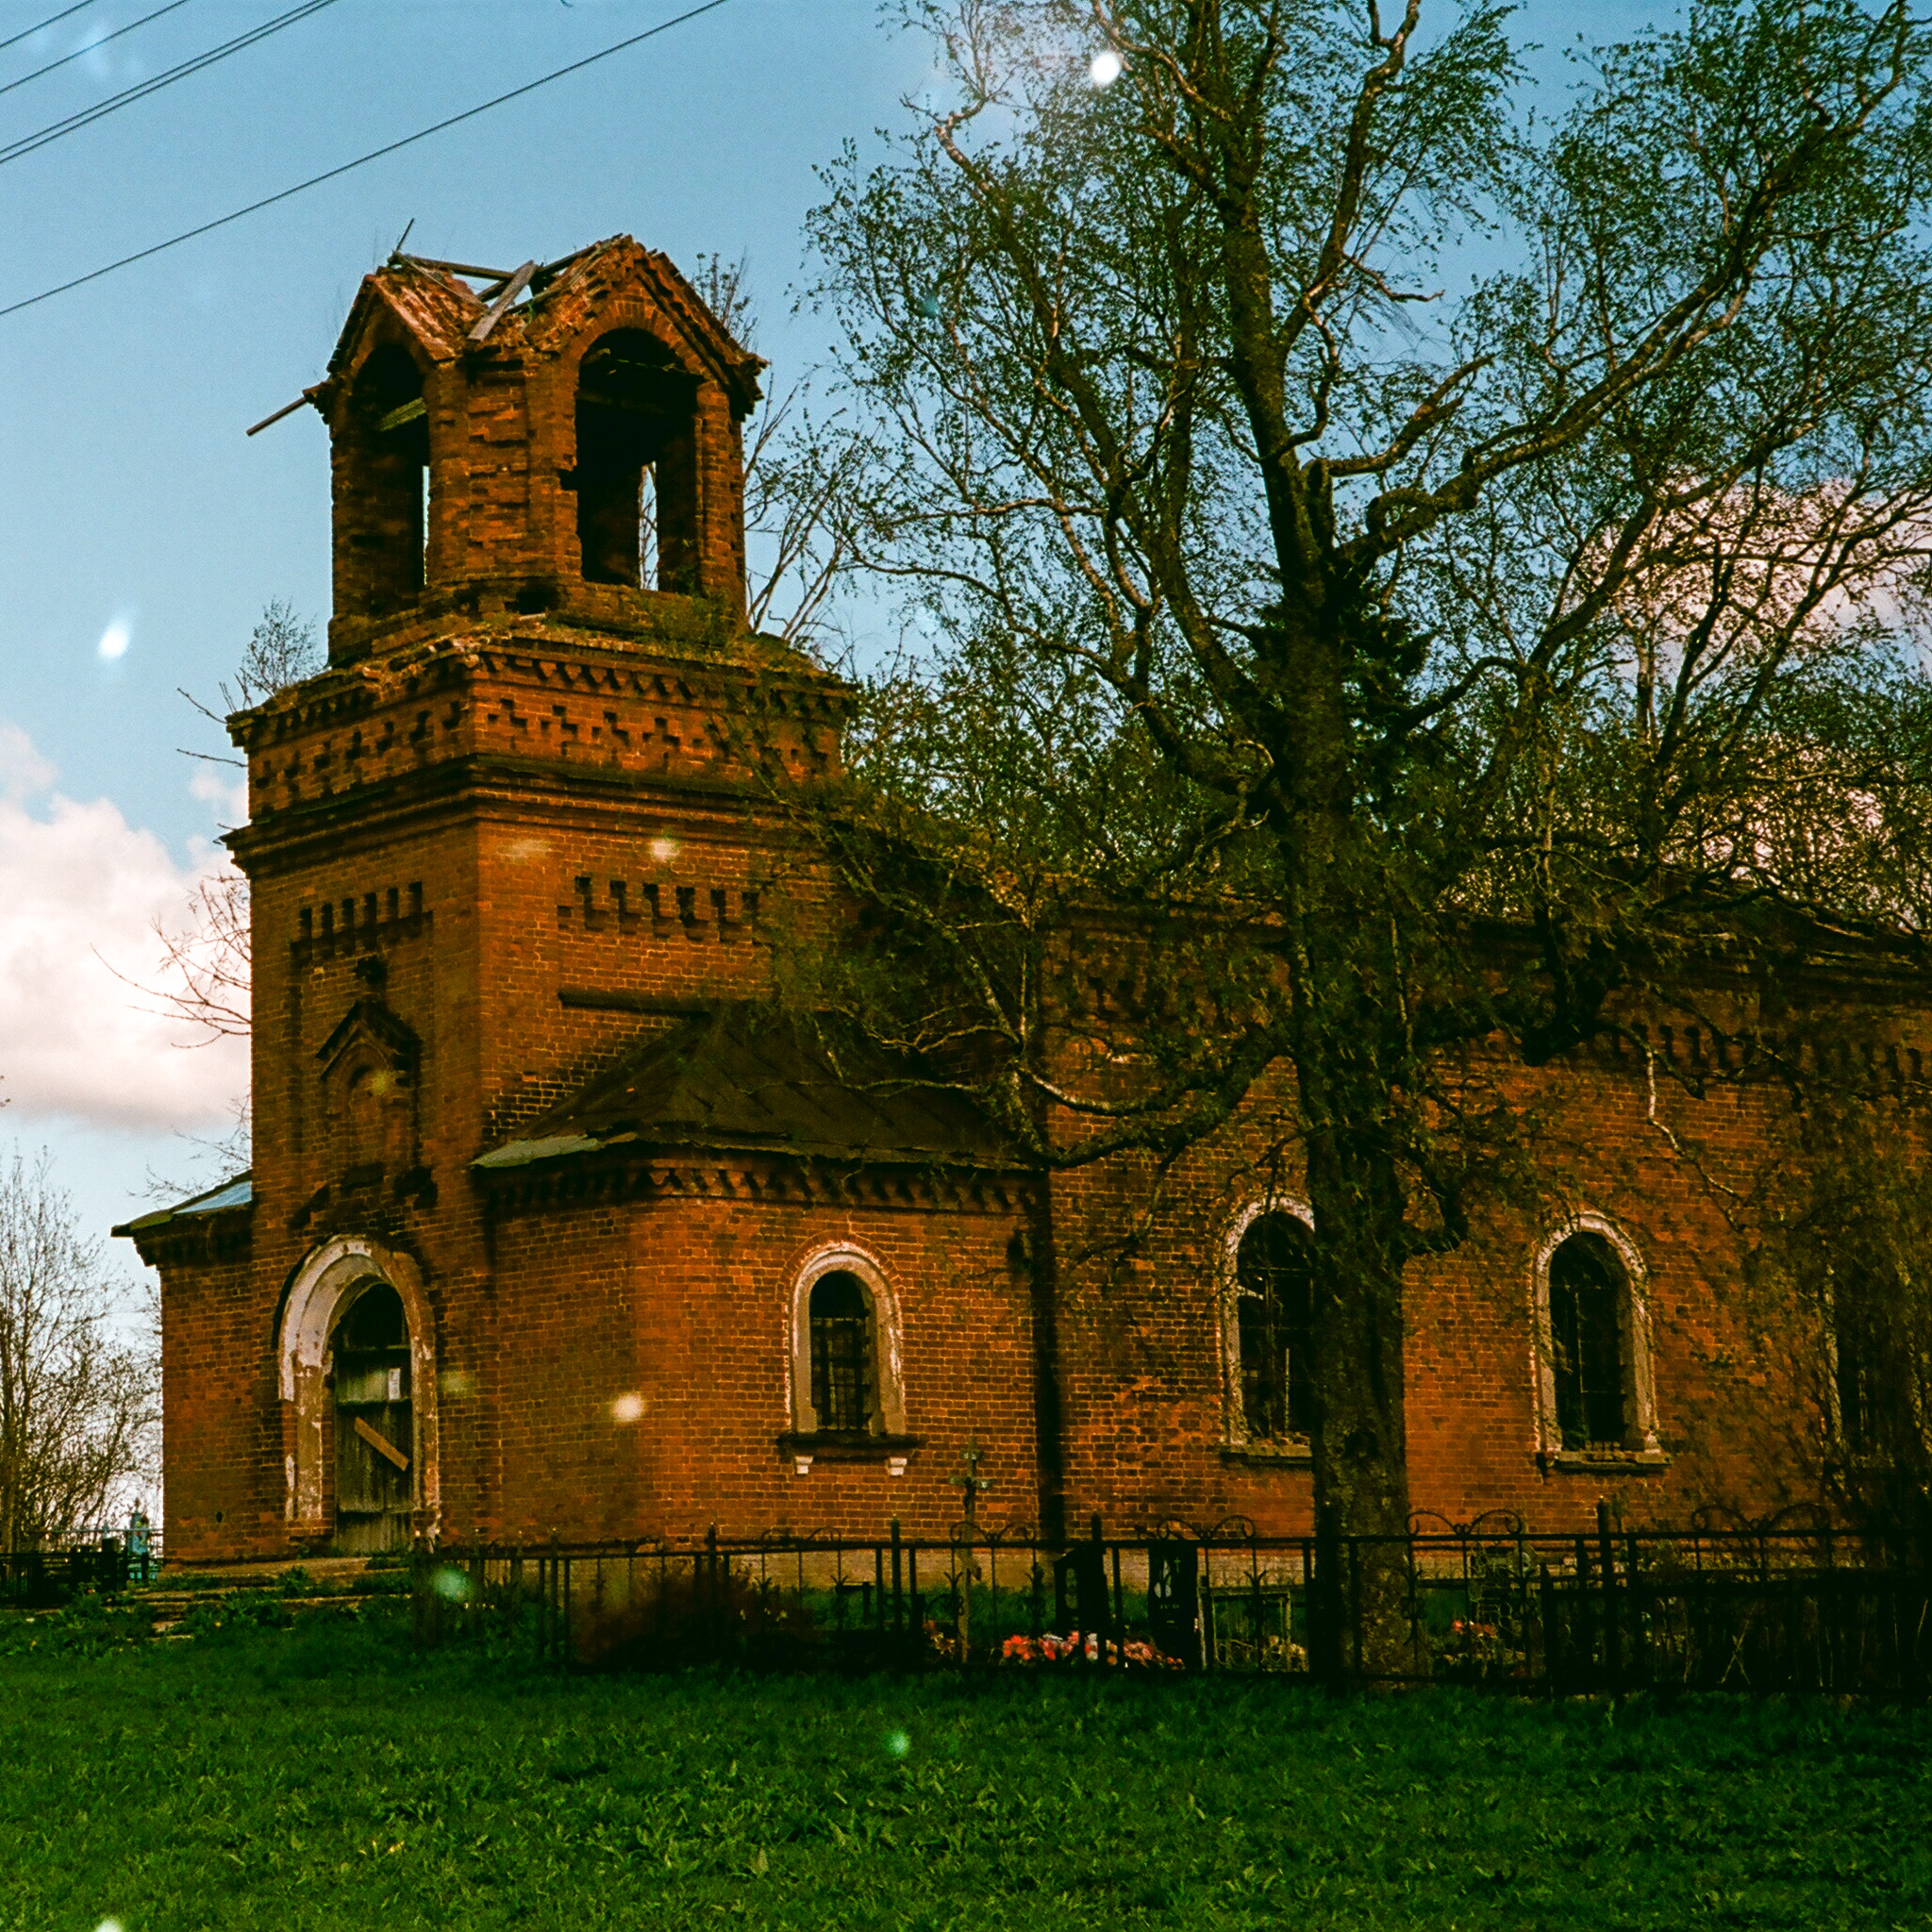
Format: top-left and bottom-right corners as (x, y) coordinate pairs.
(121, 238), (1924, 1562)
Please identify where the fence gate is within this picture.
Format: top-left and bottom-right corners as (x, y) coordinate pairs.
(1149, 1540), (1203, 1668)
(331, 1283), (413, 1553)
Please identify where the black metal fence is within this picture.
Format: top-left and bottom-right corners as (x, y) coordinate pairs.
(406, 1505), (1932, 1698)
(2, 1528), (159, 1606)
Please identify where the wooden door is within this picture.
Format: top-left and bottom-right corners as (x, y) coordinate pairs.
(332, 1283), (413, 1553)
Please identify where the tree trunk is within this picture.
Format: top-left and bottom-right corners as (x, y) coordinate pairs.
(1303, 1074), (1415, 1680)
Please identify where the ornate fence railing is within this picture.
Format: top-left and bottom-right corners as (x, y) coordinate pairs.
(403, 1504), (1932, 1697)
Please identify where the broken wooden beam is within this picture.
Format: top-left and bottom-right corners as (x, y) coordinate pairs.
(354, 1414), (410, 1472)
(395, 252), (517, 281)
(244, 387), (321, 437)
(375, 395), (427, 434)
(470, 259), (537, 344)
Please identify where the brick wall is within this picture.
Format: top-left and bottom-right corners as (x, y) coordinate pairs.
(133, 235), (1929, 1564)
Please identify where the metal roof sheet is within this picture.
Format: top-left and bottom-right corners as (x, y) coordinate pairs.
(476, 1007), (1015, 1174)
(112, 1172), (253, 1238)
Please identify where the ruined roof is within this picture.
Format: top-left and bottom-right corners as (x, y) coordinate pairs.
(326, 257), (487, 370)
(323, 235), (765, 414)
(112, 1172), (253, 1238)
(527, 235), (765, 410)
(476, 1007), (1015, 1174)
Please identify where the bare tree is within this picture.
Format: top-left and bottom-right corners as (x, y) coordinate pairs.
(120, 601), (322, 1093)
(0, 1150), (158, 1551)
(184, 596), (323, 735)
(146, 869), (251, 1046)
(691, 251), (866, 645)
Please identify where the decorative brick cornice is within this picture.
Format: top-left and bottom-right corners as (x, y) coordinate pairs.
(477, 1146), (1037, 1221)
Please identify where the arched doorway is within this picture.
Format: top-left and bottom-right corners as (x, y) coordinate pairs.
(277, 1234), (440, 1545)
(330, 1282), (414, 1553)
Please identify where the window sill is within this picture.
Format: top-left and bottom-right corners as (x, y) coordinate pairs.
(1220, 1441), (1313, 1469)
(778, 1432), (922, 1477)
(1540, 1447), (1671, 1474)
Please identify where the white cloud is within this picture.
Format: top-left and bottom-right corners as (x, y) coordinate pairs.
(189, 761), (248, 829)
(0, 726), (247, 1132)
(0, 724), (54, 804)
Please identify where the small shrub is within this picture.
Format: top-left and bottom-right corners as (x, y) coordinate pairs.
(572, 1566), (824, 1670)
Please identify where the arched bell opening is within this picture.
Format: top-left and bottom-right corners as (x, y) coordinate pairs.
(328, 1280), (415, 1553)
(338, 342), (429, 615)
(572, 328), (699, 592)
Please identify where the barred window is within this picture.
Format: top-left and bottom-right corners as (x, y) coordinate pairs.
(1236, 1211), (1315, 1441)
(808, 1270), (876, 1436)
(1834, 1279), (1877, 1454)
(1548, 1233), (1630, 1450)
(1830, 1270), (1919, 1458)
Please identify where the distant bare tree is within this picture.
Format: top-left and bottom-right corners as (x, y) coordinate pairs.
(146, 870), (251, 1046)
(0, 1150), (158, 1551)
(122, 600), (322, 1071)
(140, 1100), (254, 1212)
(691, 251), (863, 646)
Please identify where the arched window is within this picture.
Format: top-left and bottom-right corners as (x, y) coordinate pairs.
(1532, 1218), (1660, 1458)
(277, 1235), (440, 1540)
(1547, 1235), (1626, 1449)
(808, 1271), (876, 1435)
(573, 329), (698, 591)
(1236, 1210), (1315, 1441)
(786, 1245), (908, 1468)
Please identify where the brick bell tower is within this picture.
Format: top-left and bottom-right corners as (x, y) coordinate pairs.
(321, 238), (759, 661)
(148, 240), (852, 1557)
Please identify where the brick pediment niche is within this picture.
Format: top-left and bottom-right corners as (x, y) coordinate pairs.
(317, 998), (421, 1184)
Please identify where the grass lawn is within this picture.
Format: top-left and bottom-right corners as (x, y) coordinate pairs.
(0, 1599), (1926, 1931)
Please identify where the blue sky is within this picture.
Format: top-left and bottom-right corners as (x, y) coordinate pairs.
(0, 0), (1654, 1258)
(0, 0), (927, 1252)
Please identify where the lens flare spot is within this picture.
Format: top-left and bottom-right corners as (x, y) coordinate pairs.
(433, 1566), (471, 1602)
(96, 1921), (125, 1932)
(886, 1728), (911, 1757)
(611, 1391), (645, 1424)
(1090, 48), (1123, 87)
(650, 837), (680, 862)
(96, 618), (131, 661)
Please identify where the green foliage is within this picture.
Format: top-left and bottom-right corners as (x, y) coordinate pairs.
(0, 1592), (152, 1661)
(791, 0), (1932, 1544)
(804, 0), (1932, 1131)
(0, 1623), (1928, 1929)
(1750, 1108), (1932, 1539)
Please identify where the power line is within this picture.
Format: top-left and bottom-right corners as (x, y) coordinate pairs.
(0, 0), (193, 100)
(0, 0), (737, 323)
(0, 0), (341, 169)
(0, 0), (100, 58)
